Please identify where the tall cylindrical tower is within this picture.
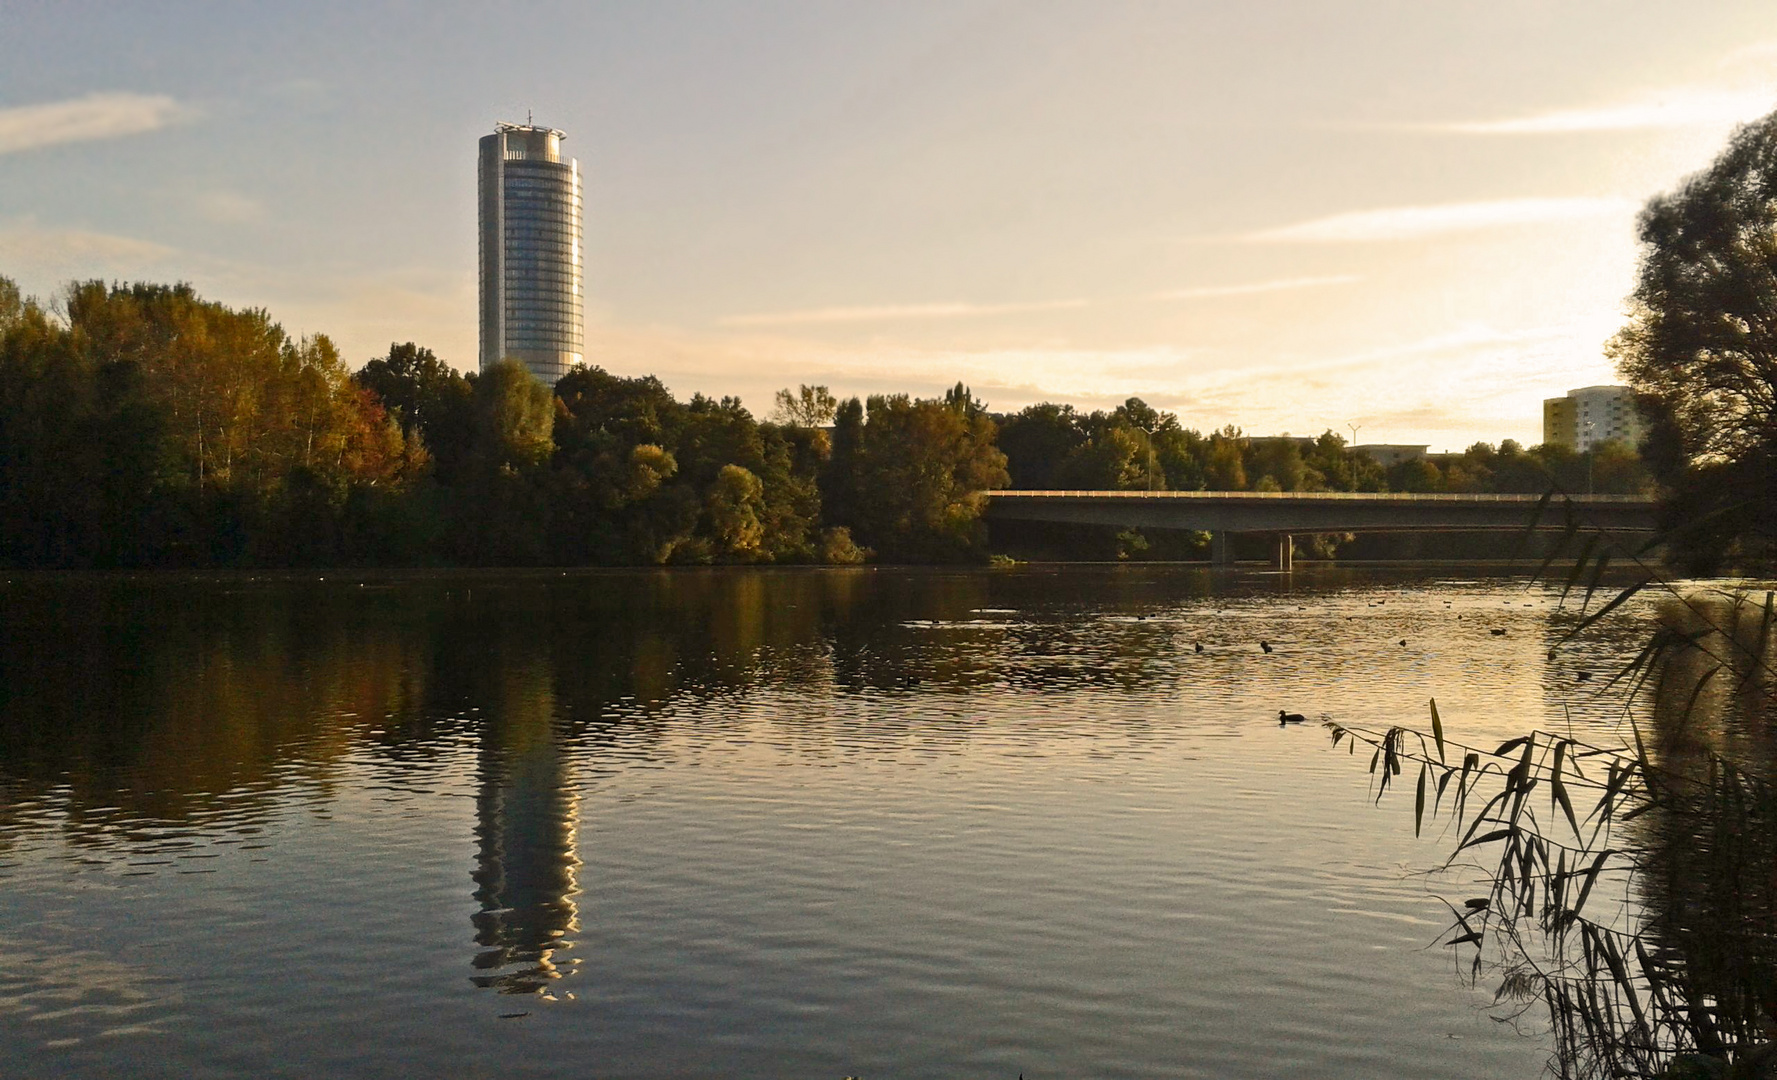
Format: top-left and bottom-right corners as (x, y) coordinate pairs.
(479, 122), (583, 385)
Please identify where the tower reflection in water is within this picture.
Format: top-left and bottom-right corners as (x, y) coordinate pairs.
(470, 659), (580, 994)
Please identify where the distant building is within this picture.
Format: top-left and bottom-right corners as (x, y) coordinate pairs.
(1353, 444), (1429, 468)
(479, 121), (584, 385)
(1542, 386), (1641, 451)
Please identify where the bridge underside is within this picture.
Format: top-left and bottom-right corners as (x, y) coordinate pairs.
(982, 491), (1658, 568)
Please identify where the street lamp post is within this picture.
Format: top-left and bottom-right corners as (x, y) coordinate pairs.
(1584, 421), (1595, 494)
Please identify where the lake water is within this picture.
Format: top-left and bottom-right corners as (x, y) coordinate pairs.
(0, 566), (1667, 1078)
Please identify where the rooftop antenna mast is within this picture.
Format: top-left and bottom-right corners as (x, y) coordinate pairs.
(527, 109), (533, 125)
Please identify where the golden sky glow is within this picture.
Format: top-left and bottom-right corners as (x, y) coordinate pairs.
(3, 3), (1776, 447)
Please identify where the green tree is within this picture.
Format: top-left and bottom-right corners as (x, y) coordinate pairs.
(1203, 426), (1248, 490)
(821, 396), (866, 531)
(1153, 427), (1208, 491)
(842, 393), (1009, 562)
(998, 402), (1086, 489)
(1060, 425), (1152, 489)
(706, 463), (766, 560)
(452, 360), (554, 564)
(1249, 438), (1309, 492)
(1385, 457), (1442, 493)
(473, 360), (553, 469)
(1609, 111), (1777, 568)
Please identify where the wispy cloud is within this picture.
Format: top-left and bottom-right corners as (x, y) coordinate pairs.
(194, 190), (265, 224)
(1447, 87), (1776, 135)
(1437, 40), (1777, 136)
(720, 298), (1089, 326)
(1152, 274), (1359, 300)
(0, 93), (186, 156)
(0, 222), (177, 269)
(1245, 197), (1630, 243)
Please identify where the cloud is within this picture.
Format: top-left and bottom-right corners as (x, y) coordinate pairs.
(1152, 275), (1360, 300)
(720, 298), (1090, 326)
(1446, 87), (1777, 135)
(522, 307), (1627, 452)
(194, 190), (265, 224)
(0, 93), (186, 156)
(722, 278), (1363, 324)
(1244, 197), (1630, 243)
(1437, 41), (1777, 136)
(0, 223), (178, 274)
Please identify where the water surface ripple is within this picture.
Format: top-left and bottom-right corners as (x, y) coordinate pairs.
(0, 567), (1662, 1078)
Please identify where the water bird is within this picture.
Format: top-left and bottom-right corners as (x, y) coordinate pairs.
(1260, 640), (1273, 653)
(1398, 639), (1407, 647)
(1194, 642), (1204, 653)
(1577, 670), (1593, 681)
(1278, 710), (1308, 725)
(1490, 628), (1507, 636)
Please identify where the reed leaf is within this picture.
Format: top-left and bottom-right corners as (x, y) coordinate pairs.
(1415, 762), (1427, 837)
(1578, 551), (1614, 615)
(1558, 533), (1600, 609)
(1557, 580), (1647, 644)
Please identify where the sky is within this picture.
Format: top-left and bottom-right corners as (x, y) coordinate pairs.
(2, 1), (1776, 449)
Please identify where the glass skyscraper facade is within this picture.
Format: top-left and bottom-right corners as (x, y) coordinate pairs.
(479, 122), (583, 385)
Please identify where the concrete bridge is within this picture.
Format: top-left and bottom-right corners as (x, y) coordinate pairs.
(981, 490), (1659, 568)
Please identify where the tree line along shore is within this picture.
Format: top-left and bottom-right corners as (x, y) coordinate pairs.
(12, 104), (1777, 571)
(0, 276), (1670, 570)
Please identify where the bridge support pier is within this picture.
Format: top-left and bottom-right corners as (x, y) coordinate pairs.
(1210, 531), (1233, 567)
(1275, 533), (1293, 572)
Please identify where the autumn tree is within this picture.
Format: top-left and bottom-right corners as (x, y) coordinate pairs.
(356, 342), (474, 483)
(0, 279), (422, 566)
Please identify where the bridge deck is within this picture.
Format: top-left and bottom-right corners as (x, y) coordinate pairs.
(987, 490), (1649, 503)
(982, 490), (1657, 534)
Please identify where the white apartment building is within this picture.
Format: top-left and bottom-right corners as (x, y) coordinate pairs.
(1542, 385), (1642, 451)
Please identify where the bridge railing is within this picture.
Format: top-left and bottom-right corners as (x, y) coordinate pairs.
(984, 490), (1655, 504)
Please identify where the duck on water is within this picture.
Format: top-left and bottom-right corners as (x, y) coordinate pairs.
(1278, 710), (1308, 725)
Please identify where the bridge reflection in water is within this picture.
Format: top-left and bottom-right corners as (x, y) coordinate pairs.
(983, 490), (1659, 568)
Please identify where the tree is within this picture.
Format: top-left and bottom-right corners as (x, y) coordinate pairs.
(356, 342), (474, 483)
(821, 396), (866, 531)
(838, 393), (1009, 562)
(998, 402), (1086, 489)
(473, 360), (554, 469)
(1609, 111), (1777, 568)
(1250, 437), (1309, 492)
(1203, 426), (1248, 490)
(706, 463), (766, 560)
(771, 384), (837, 428)
(1060, 426), (1152, 490)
